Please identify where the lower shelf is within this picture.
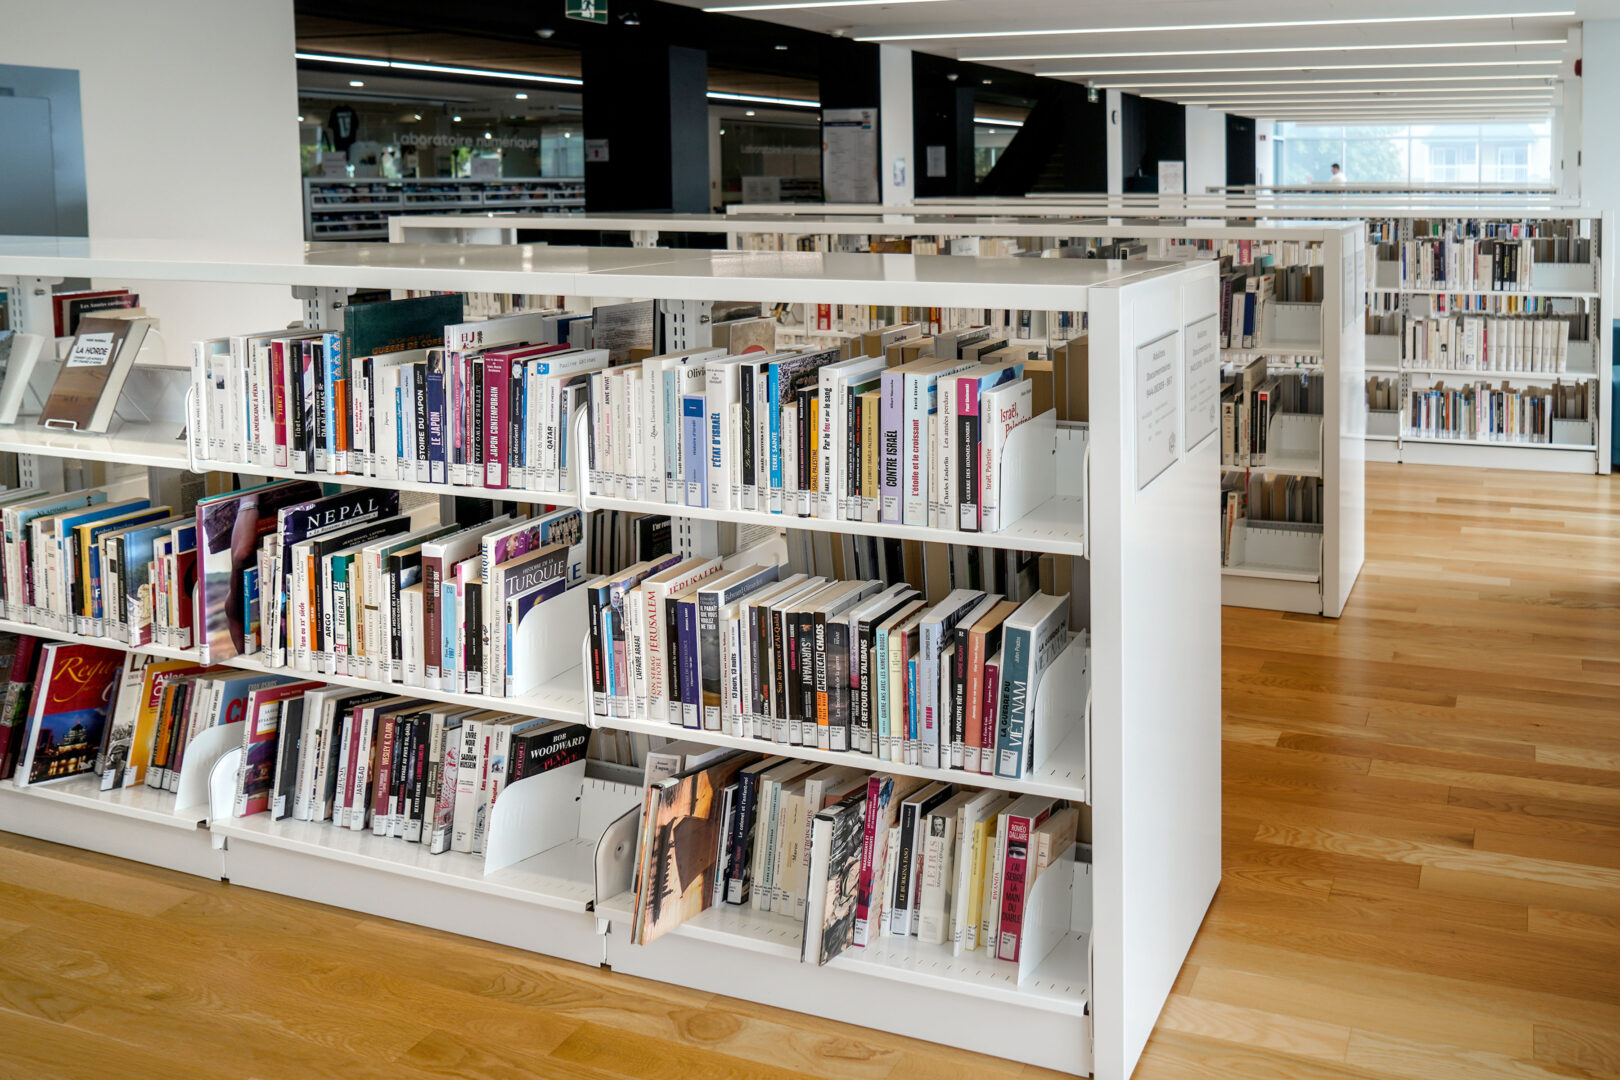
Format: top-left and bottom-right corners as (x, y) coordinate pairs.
(1222, 572), (1324, 615)
(211, 814), (606, 967)
(0, 776), (220, 878)
(596, 890), (1093, 1075)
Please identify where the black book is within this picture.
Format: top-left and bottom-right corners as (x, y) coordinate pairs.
(824, 617), (853, 753)
(508, 721), (590, 784)
(464, 581), (482, 694)
(771, 603), (791, 742)
(394, 713), (417, 839)
(740, 364), (755, 492)
(289, 343), (310, 471)
(796, 384), (815, 496)
(508, 359), (525, 482)
(795, 610), (818, 744)
(952, 626), (971, 767)
(271, 697), (305, 820)
(891, 783), (953, 934)
(665, 593), (683, 715)
(386, 549), (423, 678)
(634, 516), (672, 563)
(310, 339), (329, 462)
(408, 715), (431, 842)
(958, 410), (979, 532)
(846, 386), (861, 517)
(586, 581), (605, 708)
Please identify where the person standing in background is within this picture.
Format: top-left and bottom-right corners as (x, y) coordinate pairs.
(1329, 163), (1346, 184)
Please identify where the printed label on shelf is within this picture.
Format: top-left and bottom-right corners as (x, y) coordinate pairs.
(1183, 314), (1219, 452)
(1134, 329), (1181, 492)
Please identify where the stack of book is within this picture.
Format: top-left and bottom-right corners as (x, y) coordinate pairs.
(630, 748), (1080, 971)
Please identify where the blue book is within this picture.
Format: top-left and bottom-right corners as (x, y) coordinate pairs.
(677, 596), (702, 729)
(905, 656), (918, 750)
(441, 579), (458, 689)
(764, 347), (842, 514)
(682, 394), (708, 508)
(426, 350), (447, 484)
(993, 593), (1069, 780)
(320, 331), (348, 473)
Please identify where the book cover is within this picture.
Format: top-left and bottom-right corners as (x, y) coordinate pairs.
(0, 635), (43, 781)
(633, 751), (756, 945)
(39, 317), (149, 433)
(16, 643), (124, 786)
(806, 791), (869, 965)
(507, 721), (590, 785)
(233, 680), (322, 816)
(198, 481), (324, 663)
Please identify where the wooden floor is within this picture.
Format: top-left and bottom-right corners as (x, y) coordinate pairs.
(1, 461), (1617, 1080)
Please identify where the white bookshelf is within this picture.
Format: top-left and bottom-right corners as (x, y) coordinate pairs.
(387, 211), (1363, 617)
(304, 176), (585, 241)
(0, 239), (1220, 1080)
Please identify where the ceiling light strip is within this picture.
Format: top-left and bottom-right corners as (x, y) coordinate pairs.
(296, 52), (583, 86)
(1095, 74), (1554, 89)
(709, 0), (944, 10)
(1169, 86), (1556, 97)
(707, 91), (821, 107)
(859, 10), (1572, 43)
(970, 39), (1565, 63)
(1042, 60), (1563, 76)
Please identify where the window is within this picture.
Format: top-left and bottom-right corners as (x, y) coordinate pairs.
(1273, 121), (1551, 186)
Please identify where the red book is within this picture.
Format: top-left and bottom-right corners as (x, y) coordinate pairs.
(15, 643), (124, 786)
(269, 339), (290, 469)
(995, 799), (1057, 962)
(0, 634), (44, 780)
(979, 654), (1001, 777)
(484, 353), (510, 488)
(235, 680), (321, 816)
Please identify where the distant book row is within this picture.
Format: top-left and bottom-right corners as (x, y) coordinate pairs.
(1407, 218), (1593, 265)
(1406, 380), (1592, 442)
(1392, 315), (1574, 374)
(587, 546), (1075, 781)
(1220, 473), (1325, 566)
(632, 744), (1079, 972)
(1380, 237), (1542, 292)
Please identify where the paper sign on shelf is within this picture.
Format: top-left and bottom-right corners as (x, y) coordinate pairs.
(584, 139), (609, 163)
(66, 332), (114, 368)
(1157, 160), (1185, 195)
(1134, 330), (1180, 491)
(926, 145), (947, 178)
(1183, 314), (1219, 451)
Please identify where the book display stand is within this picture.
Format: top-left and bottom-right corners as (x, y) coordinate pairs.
(0, 237), (1221, 1080)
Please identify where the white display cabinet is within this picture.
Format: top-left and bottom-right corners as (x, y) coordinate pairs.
(385, 211), (1363, 616)
(0, 237), (1219, 1080)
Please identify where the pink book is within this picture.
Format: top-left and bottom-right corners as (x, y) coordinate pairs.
(996, 802), (1056, 962)
(269, 341), (290, 468)
(979, 654), (1001, 776)
(956, 378), (980, 531)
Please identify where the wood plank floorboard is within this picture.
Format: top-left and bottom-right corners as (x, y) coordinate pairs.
(0, 462), (1615, 1079)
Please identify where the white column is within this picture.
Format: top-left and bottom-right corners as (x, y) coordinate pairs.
(1576, 23), (1620, 212)
(879, 45), (914, 206)
(1183, 105), (1227, 195)
(1106, 90), (1124, 196)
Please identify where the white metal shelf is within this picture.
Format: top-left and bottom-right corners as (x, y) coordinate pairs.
(1399, 434), (1596, 450)
(0, 419), (190, 468)
(583, 493), (1087, 558)
(1368, 286), (1600, 300)
(197, 456), (583, 506)
(0, 775), (200, 831)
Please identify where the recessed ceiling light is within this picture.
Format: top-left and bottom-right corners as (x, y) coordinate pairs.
(484, 131), (493, 138)
(719, 127), (726, 134)
(453, 114), (462, 122)
(413, 113), (423, 120)
(297, 115), (305, 122)
(970, 39), (1565, 63)
(775, 44), (788, 50)
(746, 109), (757, 116)
(564, 131), (572, 138)
(858, 10), (1573, 43)
(973, 116), (1024, 127)
(982, 78), (992, 85)
(515, 92), (528, 99)
(349, 79), (364, 87)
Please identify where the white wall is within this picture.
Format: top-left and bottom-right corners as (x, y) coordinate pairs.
(1184, 105), (1227, 195)
(0, 0), (303, 353)
(879, 45), (914, 207)
(1578, 22), (1620, 213)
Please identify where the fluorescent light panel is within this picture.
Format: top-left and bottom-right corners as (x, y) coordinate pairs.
(973, 116), (1024, 127)
(1043, 60), (1563, 76)
(859, 10), (1572, 43)
(296, 52), (583, 85)
(1095, 74), (1554, 89)
(970, 39), (1565, 62)
(707, 91), (820, 107)
(1171, 86), (1555, 97)
(709, 0), (942, 9)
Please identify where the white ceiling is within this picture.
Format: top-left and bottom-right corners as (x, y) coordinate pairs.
(665, 0), (1592, 121)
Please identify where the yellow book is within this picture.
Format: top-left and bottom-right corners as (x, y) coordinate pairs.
(73, 505), (171, 624)
(965, 815), (996, 951)
(807, 396), (820, 498)
(860, 389), (881, 519)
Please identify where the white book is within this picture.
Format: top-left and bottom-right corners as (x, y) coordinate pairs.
(705, 356), (749, 511)
(917, 791), (975, 945)
(641, 557), (726, 723)
(824, 356), (887, 521)
(646, 349), (725, 505)
(901, 358), (975, 527)
(978, 379), (1035, 533)
(400, 583), (427, 688)
(451, 716), (484, 853)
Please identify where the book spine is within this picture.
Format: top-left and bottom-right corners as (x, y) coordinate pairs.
(451, 719), (481, 852)
(889, 801), (919, 936)
(958, 380), (981, 532)
(677, 599), (701, 729)
(995, 813), (1034, 961)
(485, 356), (510, 488)
(995, 626), (1032, 779)
(902, 373), (929, 526)
(852, 775), (885, 946)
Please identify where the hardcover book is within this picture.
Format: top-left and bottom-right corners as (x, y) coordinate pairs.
(197, 480), (323, 663)
(633, 751), (757, 945)
(16, 643), (125, 786)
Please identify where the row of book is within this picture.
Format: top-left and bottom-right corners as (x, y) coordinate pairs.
(1406, 381), (1591, 442)
(588, 544), (1074, 780)
(1217, 257), (1324, 351)
(631, 744), (1079, 971)
(226, 673), (591, 856)
(1220, 472), (1325, 565)
(1396, 315), (1574, 373)
(1220, 361), (1320, 470)
(587, 326), (1070, 534)
(1380, 237), (1539, 292)
(1409, 218), (1593, 265)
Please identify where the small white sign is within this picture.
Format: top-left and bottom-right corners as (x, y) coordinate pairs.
(67, 331), (115, 368)
(926, 145), (947, 178)
(584, 138), (609, 163)
(1157, 159), (1185, 195)
(1135, 330), (1181, 491)
(1184, 315), (1219, 450)
(740, 175), (782, 203)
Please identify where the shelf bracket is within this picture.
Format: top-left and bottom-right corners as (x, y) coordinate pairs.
(291, 285), (355, 331)
(2, 274), (64, 338)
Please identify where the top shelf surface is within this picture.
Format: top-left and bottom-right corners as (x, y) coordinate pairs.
(389, 212), (1360, 243)
(0, 235), (1194, 308)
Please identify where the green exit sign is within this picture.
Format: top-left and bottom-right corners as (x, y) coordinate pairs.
(567, 0), (607, 23)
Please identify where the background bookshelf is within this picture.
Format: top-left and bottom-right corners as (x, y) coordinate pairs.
(304, 176), (585, 241)
(0, 238), (1220, 1080)
(387, 211), (1364, 618)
